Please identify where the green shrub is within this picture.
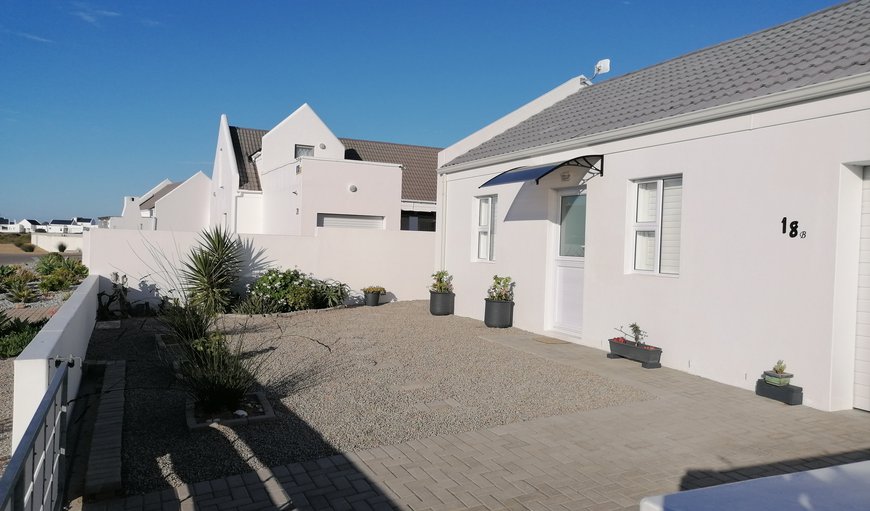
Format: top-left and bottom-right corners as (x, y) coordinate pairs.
(20, 243), (35, 253)
(36, 253), (64, 276)
(181, 227), (242, 313)
(60, 258), (88, 281)
(57, 242), (66, 253)
(248, 269), (348, 313)
(6, 277), (35, 303)
(0, 314), (47, 358)
(175, 332), (265, 413)
(159, 301), (216, 344)
(39, 271), (72, 293)
(232, 293), (282, 315)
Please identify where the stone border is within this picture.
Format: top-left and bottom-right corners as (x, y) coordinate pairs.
(185, 391), (275, 431)
(84, 360), (125, 499)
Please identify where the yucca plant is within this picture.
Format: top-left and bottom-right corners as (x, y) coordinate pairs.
(181, 226), (242, 314)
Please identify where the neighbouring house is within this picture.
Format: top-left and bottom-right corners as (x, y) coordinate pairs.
(0, 218), (16, 232)
(210, 103), (440, 235)
(105, 174), (209, 232)
(72, 217), (98, 230)
(15, 219), (41, 233)
(45, 219), (81, 234)
(436, 0), (870, 412)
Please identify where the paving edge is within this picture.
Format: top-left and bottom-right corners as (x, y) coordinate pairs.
(84, 360), (125, 499)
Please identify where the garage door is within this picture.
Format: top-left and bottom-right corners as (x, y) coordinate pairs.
(856, 167), (870, 411)
(316, 214), (384, 229)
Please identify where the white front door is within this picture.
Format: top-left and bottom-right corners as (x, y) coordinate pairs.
(552, 191), (586, 334)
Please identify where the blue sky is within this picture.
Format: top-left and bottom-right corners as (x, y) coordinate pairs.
(0, 0), (844, 221)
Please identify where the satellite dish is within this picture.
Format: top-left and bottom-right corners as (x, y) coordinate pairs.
(591, 58), (611, 80)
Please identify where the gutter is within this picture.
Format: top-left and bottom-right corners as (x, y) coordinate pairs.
(439, 71), (870, 175)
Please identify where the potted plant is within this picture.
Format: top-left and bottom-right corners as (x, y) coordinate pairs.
(362, 286), (385, 306)
(607, 323), (662, 369)
(763, 360), (793, 386)
(429, 270), (454, 316)
(484, 275), (514, 328)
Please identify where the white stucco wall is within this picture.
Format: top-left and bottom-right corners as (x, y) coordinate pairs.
(31, 233), (84, 252)
(12, 275), (98, 452)
(154, 171), (211, 232)
(438, 88), (870, 411)
(83, 228), (435, 303)
(235, 192), (263, 234)
(258, 104), (346, 235)
(209, 114), (238, 231)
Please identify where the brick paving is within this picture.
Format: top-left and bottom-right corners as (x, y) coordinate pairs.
(83, 330), (870, 511)
(2, 306), (58, 323)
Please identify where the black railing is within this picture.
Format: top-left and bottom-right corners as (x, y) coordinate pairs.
(0, 360), (72, 511)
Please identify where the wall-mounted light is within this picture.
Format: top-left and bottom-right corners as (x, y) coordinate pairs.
(348, 185), (358, 192)
(561, 172), (571, 182)
(319, 143), (326, 149)
(296, 165), (301, 175)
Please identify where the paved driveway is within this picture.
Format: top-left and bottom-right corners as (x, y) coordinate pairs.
(83, 307), (870, 511)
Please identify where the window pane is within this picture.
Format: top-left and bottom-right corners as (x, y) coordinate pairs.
(478, 232), (489, 260)
(636, 182), (658, 222)
(634, 231), (656, 271)
(660, 178), (683, 274)
(478, 197), (490, 227)
(295, 145), (314, 158)
(559, 195), (586, 257)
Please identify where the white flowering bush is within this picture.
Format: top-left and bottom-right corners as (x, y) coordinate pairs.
(243, 268), (348, 313)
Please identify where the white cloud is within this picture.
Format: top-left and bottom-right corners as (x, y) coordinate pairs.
(72, 3), (121, 26)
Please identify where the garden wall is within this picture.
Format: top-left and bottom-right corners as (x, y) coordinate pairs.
(82, 228), (436, 303)
(31, 232), (84, 253)
(12, 274), (98, 451)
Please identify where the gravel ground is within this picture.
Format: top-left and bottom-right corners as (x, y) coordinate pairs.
(87, 302), (653, 494)
(0, 359), (13, 475)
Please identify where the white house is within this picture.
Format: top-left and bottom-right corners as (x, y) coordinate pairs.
(111, 172), (212, 232)
(46, 219), (79, 234)
(15, 219), (41, 233)
(210, 104), (440, 235)
(0, 218), (16, 232)
(436, 0), (870, 412)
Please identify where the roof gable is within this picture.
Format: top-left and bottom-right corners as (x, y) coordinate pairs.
(447, 0), (870, 167)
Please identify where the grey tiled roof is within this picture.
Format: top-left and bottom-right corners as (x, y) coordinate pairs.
(139, 182), (181, 210)
(447, 0), (870, 167)
(229, 126), (269, 191)
(340, 138), (441, 202)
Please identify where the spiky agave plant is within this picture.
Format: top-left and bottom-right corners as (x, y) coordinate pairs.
(181, 226), (243, 313)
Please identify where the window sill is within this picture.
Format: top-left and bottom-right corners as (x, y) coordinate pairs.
(473, 259), (496, 264)
(627, 271), (680, 278)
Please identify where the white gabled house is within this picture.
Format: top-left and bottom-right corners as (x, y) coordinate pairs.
(210, 103), (440, 235)
(15, 219), (42, 233)
(436, 0), (870, 412)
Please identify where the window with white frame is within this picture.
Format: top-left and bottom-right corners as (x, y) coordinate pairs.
(632, 176), (682, 274)
(475, 195), (497, 261)
(294, 145), (314, 159)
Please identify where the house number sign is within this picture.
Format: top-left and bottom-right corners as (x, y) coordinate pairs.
(781, 217), (807, 238)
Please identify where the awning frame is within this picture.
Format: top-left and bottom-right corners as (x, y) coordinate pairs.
(479, 155), (604, 188)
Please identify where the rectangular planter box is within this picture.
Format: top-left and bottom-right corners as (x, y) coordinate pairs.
(755, 379), (803, 405)
(607, 338), (662, 369)
(186, 391), (276, 431)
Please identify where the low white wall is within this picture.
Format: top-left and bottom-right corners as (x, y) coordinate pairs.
(12, 275), (98, 452)
(31, 233), (84, 253)
(83, 228), (435, 303)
